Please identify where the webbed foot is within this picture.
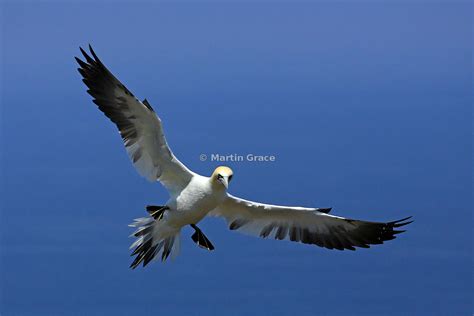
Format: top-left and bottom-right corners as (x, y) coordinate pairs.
(146, 205), (169, 221)
(190, 224), (215, 251)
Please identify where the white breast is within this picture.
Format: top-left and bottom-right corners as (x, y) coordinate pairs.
(166, 175), (226, 227)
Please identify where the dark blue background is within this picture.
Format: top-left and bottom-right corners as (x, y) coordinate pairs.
(1, 2), (471, 315)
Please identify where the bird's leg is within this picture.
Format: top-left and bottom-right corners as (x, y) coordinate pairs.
(190, 224), (215, 251)
(146, 205), (169, 221)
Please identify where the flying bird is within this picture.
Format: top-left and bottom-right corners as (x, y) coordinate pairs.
(75, 45), (412, 269)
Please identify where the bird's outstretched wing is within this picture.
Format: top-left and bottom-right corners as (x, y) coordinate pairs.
(210, 194), (412, 250)
(75, 45), (194, 195)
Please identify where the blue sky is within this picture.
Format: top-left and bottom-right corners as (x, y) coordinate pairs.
(1, 1), (472, 315)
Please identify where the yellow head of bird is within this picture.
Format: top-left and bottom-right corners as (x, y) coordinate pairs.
(212, 166), (233, 189)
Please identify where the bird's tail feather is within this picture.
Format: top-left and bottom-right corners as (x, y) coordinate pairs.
(128, 216), (180, 269)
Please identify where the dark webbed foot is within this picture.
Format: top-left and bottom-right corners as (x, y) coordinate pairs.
(146, 205), (169, 221)
(190, 224), (215, 251)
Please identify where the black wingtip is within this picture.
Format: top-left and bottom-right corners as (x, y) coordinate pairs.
(74, 56), (82, 66)
(74, 56), (89, 69)
(88, 44), (100, 63)
(394, 220), (413, 228)
(392, 230), (406, 235)
(79, 46), (94, 64)
(393, 216), (413, 222)
(390, 216), (414, 228)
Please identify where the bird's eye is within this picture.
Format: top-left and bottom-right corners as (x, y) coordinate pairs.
(217, 174), (223, 180)
(228, 175), (233, 182)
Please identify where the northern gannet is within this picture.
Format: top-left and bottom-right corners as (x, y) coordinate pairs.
(75, 45), (412, 269)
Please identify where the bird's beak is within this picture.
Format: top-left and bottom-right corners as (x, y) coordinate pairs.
(219, 177), (229, 189)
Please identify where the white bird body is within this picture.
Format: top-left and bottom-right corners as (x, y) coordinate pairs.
(76, 45), (412, 268)
(166, 175), (226, 228)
